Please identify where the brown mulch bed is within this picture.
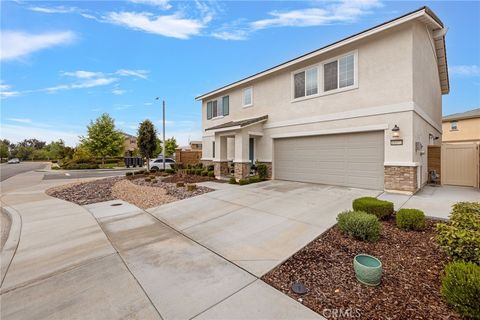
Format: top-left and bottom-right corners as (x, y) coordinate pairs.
(46, 177), (122, 205)
(161, 174), (215, 184)
(262, 220), (461, 320)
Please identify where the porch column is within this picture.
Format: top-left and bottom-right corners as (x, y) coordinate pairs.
(234, 131), (250, 180)
(213, 135), (229, 177)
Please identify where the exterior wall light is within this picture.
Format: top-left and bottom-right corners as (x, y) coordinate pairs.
(391, 125), (400, 138)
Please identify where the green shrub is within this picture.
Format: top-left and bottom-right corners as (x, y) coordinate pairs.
(207, 164), (214, 172)
(145, 177), (151, 182)
(176, 182), (185, 187)
(248, 176), (261, 183)
(352, 197), (393, 220)
(238, 178), (248, 185)
(441, 261), (480, 319)
(125, 172), (133, 176)
(396, 208), (426, 231)
(195, 169), (203, 175)
(187, 184), (197, 191)
(337, 211), (381, 242)
(165, 168), (174, 174)
(62, 163), (99, 170)
(208, 171), (215, 178)
(256, 163), (268, 180)
(201, 170), (208, 176)
(229, 177), (237, 184)
(436, 202), (480, 264)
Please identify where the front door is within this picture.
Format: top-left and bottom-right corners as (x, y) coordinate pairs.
(249, 137), (254, 164)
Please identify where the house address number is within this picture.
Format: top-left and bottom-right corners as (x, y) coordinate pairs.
(390, 139), (403, 146)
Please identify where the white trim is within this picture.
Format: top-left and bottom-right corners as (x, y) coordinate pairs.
(256, 159), (272, 162)
(201, 157), (213, 161)
(291, 64), (320, 101)
(209, 126), (242, 133)
(384, 161), (420, 167)
(196, 9), (439, 101)
(242, 86), (253, 108)
(248, 131), (264, 137)
(270, 124), (388, 139)
(264, 101), (415, 129)
(212, 116), (224, 120)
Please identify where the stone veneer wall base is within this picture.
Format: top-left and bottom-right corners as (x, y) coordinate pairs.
(384, 165), (418, 194)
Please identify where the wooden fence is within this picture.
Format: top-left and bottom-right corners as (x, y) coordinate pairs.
(175, 149), (202, 166)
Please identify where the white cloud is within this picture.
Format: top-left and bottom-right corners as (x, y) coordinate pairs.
(63, 70), (104, 78)
(449, 65), (480, 77)
(116, 69), (149, 79)
(251, 0), (382, 30)
(28, 6), (78, 14)
(144, 102), (153, 106)
(0, 31), (76, 61)
(112, 89), (126, 95)
(46, 77), (118, 93)
(1, 123), (81, 146)
(212, 30), (248, 41)
(7, 118), (32, 123)
(104, 11), (206, 39)
(0, 83), (20, 98)
(128, 0), (172, 10)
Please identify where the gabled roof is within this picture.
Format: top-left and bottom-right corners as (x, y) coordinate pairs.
(196, 6), (449, 101)
(205, 115), (268, 131)
(442, 108), (480, 122)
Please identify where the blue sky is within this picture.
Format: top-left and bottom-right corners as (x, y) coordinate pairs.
(1, 0), (479, 146)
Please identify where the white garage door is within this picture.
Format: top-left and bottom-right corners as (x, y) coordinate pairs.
(274, 131), (384, 189)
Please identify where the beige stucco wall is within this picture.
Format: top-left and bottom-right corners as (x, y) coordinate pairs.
(442, 118), (480, 142)
(201, 20), (444, 179)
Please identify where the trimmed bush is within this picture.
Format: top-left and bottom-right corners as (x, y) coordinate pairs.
(165, 168), (174, 174)
(352, 197), (394, 220)
(256, 163), (268, 180)
(441, 261), (480, 319)
(207, 164), (214, 172)
(248, 176), (261, 183)
(186, 184), (197, 191)
(238, 178), (248, 185)
(145, 177), (151, 182)
(396, 208), (426, 231)
(176, 182), (185, 187)
(229, 177), (237, 184)
(436, 201), (480, 264)
(195, 169), (203, 175)
(62, 163), (99, 170)
(201, 170), (208, 176)
(337, 211), (381, 242)
(208, 171), (215, 178)
(125, 172), (133, 176)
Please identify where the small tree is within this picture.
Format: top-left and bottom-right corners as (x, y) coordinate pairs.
(80, 113), (124, 164)
(137, 120), (157, 170)
(164, 137), (178, 157)
(0, 139), (9, 160)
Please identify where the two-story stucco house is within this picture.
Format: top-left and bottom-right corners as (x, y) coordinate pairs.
(442, 108), (480, 143)
(196, 7), (449, 194)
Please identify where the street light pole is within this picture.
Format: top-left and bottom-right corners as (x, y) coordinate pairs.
(162, 99), (166, 171)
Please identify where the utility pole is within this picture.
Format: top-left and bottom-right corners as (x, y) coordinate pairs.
(162, 99), (166, 171)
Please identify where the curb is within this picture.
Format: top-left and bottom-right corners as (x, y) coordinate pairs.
(1, 204), (22, 288)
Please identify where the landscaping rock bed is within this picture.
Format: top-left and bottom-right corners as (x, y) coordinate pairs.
(47, 176), (214, 208)
(130, 178), (213, 200)
(46, 177), (122, 205)
(161, 174), (215, 184)
(262, 219), (461, 320)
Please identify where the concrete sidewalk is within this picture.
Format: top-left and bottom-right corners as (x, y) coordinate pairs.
(378, 185), (480, 219)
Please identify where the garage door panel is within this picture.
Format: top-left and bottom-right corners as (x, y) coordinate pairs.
(274, 131), (384, 190)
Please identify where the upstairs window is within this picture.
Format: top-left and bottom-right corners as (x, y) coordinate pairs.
(243, 87), (253, 107)
(450, 121), (458, 130)
(324, 53), (354, 92)
(207, 95), (229, 120)
(294, 67), (318, 99)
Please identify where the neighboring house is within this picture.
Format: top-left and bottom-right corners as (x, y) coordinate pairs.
(190, 140), (202, 150)
(196, 7), (449, 194)
(123, 133), (137, 156)
(442, 108), (480, 143)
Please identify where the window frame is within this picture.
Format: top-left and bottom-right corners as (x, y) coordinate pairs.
(450, 121), (458, 131)
(242, 86), (253, 108)
(291, 50), (358, 102)
(206, 95), (229, 120)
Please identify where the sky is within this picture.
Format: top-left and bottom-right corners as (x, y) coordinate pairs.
(1, 0), (479, 147)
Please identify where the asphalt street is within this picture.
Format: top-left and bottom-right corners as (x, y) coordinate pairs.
(0, 162), (48, 182)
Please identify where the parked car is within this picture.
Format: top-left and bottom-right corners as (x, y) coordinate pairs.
(7, 158), (20, 164)
(149, 158), (175, 171)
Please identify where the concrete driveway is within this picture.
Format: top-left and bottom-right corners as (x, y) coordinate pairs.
(148, 180), (381, 277)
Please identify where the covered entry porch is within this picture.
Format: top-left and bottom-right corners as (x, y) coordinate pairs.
(206, 115), (268, 180)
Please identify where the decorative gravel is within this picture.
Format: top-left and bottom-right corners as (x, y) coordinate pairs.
(112, 179), (177, 209)
(130, 177), (213, 200)
(47, 176), (213, 209)
(262, 219), (460, 320)
(46, 177), (122, 205)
